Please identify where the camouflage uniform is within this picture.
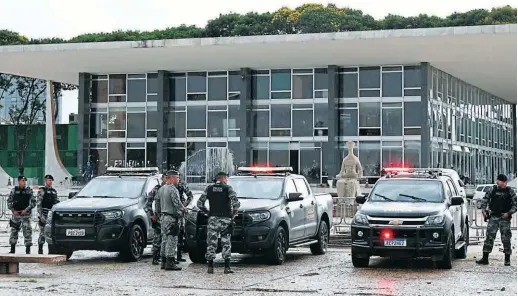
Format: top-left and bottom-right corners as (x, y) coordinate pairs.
(146, 183), (162, 256)
(175, 182), (193, 261)
(197, 182), (240, 262)
(36, 186), (59, 251)
(7, 186), (36, 249)
(158, 183), (183, 270)
(480, 185), (517, 255)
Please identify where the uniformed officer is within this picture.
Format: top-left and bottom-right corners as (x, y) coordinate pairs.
(145, 173), (166, 266)
(198, 172), (240, 274)
(173, 177), (193, 263)
(157, 170), (184, 271)
(476, 174), (517, 266)
(36, 175), (60, 254)
(7, 176), (36, 254)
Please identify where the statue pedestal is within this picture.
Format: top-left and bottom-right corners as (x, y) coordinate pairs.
(336, 178), (361, 198)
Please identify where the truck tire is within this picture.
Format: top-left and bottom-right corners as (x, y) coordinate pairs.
(455, 223), (469, 259)
(119, 224), (145, 262)
(48, 245), (74, 260)
(351, 252), (369, 268)
(267, 227), (287, 265)
(438, 231), (454, 269)
(188, 246), (207, 264)
(310, 220), (329, 255)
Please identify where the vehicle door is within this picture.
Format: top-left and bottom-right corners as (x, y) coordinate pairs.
(293, 178), (318, 238)
(284, 179), (305, 241)
(144, 178), (160, 240)
(445, 180), (461, 240)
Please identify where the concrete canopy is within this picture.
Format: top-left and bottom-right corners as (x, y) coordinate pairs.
(0, 24), (516, 103)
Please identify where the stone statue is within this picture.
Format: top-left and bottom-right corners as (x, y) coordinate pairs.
(336, 141), (363, 197)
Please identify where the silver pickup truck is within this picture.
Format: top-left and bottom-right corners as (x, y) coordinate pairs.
(185, 167), (334, 265)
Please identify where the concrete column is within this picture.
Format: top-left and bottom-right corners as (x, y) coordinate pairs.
(513, 104), (517, 174)
(157, 71), (169, 171)
(77, 73), (91, 175)
(326, 65), (340, 179)
(420, 62), (431, 168)
(238, 68), (252, 166)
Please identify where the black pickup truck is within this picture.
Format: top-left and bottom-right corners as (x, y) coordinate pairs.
(44, 167), (161, 261)
(184, 167), (334, 265)
(351, 170), (469, 269)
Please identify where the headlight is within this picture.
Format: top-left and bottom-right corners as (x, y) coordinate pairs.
(425, 215), (445, 225)
(102, 210), (124, 220)
(46, 211), (53, 224)
(248, 211), (271, 222)
(353, 214), (369, 225)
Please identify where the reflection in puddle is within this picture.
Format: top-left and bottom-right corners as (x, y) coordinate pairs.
(376, 279), (397, 295)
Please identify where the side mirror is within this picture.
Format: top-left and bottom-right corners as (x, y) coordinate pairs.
(68, 191), (78, 199)
(287, 192), (303, 202)
(356, 195), (366, 204)
(451, 196), (464, 206)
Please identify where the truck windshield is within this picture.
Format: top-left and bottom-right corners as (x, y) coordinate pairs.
(76, 178), (146, 198)
(370, 180), (444, 203)
(227, 178), (283, 199)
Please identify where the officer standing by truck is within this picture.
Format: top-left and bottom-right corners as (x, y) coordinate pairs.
(174, 178), (193, 263)
(157, 170), (183, 271)
(7, 176), (36, 254)
(145, 173), (167, 266)
(36, 175), (60, 254)
(197, 172), (240, 274)
(476, 174), (517, 266)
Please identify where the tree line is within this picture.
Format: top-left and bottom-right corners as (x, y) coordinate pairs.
(0, 4), (516, 176)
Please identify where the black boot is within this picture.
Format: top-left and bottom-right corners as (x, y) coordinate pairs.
(9, 245), (15, 254)
(504, 254), (511, 266)
(152, 250), (160, 265)
(207, 260), (214, 274)
(38, 244), (44, 255)
(224, 259), (234, 274)
(177, 252), (186, 262)
(476, 252), (489, 265)
(160, 257), (166, 269)
(25, 246), (31, 255)
(164, 257), (182, 271)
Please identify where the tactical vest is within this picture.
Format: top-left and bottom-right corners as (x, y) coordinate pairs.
(41, 187), (57, 210)
(12, 186), (32, 211)
(489, 186), (513, 215)
(207, 184), (231, 218)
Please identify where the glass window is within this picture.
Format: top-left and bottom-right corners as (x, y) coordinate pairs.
(269, 142), (290, 167)
(252, 76), (269, 100)
(91, 80), (108, 103)
(228, 71), (241, 92)
(284, 179), (297, 194)
(293, 74), (313, 99)
(339, 108), (358, 136)
(404, 102), (422, 127)
(170, 76), (186, 101)
(382, 108), (402, 136)
(294, 178), (311, 196)
(167, 112), (186, 138)
(404, 66), (421, 88)
(167, 148), (185, 171)
(127, 79), (146, 102)
(77, 177), (145, 198)
(359, 67), (380, 89)
(108, 107), (126, 130)
(251, 110), (269, 137)
(300, 148), (321, 184)
(187, 106), (206, 130)
(127, 113), (146, 138)
(359, 102), (380, 127)
(227, 178), (284, 199)
(382, 146), (403, 167)
(271, 69), (291, 91)
(108, 142), (126, 165)
(127, 149), (146, 167)
(370, 180), (444, 203)
(146, 142), (157, 167)
(187, 72), (206, 92)
(339, 73), (358, 98)
(314, 103), (328, 128)
(208, 76), (227, 101)
(404, 140), (421, 168)
(208, 111), (227, 137)
(314, 68), (328, 90)
(147, 110), (158, 130)
(228, 105), (240, 131)
(147, 73), (158, 94)
(292, 110), (313, 137)
(89, 113), (107, 138)
(109, 74), (126, 95)
(186, 142), (206, 179)
(382, 72), (402, 97)
(359, 141), (380, 176)
(271, 104), (291, 129)
(90, 149), (107, 176)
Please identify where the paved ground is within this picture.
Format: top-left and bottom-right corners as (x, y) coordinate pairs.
(0, 230), (516, 296)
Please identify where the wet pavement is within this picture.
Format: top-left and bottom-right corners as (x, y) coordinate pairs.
(0, 231), (515, 296)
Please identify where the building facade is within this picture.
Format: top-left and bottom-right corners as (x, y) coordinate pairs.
(79, 64), (516, 184)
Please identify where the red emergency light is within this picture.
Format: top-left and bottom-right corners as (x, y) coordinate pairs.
(237, 166), (293, 174)
(381, 229), (393, 240)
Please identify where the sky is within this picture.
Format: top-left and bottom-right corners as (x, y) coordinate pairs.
(1, 0), (513, 123)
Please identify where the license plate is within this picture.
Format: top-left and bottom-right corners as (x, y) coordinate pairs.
(66, 229), (85, 236)
(384, 239), (407, 247)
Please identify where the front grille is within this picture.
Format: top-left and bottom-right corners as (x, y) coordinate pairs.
(54, 211), (104, 224)
(234, 214), (252, 227)
(368, 219), (425, 226)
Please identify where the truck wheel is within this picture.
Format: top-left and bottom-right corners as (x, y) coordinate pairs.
(48, 245), (74, 260)
(119, 224), (145, 262)
(310, 220), (329, 255)
(438, 231), (454, 269)
(455, 224), (469, 259)
(351, 252), (369, 268)
(267, 227), (287, 265)
(188, 246), (207, 264)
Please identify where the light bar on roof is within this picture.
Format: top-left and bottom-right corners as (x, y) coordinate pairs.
(237, 167), (293, 173)
(106, 167), (160, 173)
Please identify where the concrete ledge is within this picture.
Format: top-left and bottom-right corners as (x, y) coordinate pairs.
(0, 254), (66, 264)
